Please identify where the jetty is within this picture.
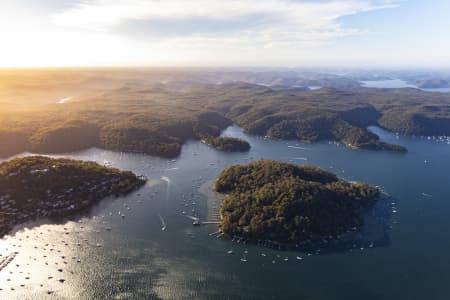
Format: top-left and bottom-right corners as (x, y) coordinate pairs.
(184, 214), (220, 226)
(0, 252), (18, 273)
(200, 221), (221, 225)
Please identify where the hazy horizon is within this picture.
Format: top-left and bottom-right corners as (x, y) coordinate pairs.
(2, 66), (450, 74)
(3, 3), (450, 298)
(1, 0), (449, 69)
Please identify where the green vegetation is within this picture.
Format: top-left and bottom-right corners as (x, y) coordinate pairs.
(202, 136), (250, 152)
(2, 69), (450, 158)
(217, 87), (412, 152)
(215, 160), (379, 243)
(212, 85), (450, 151)
(0, 156), (145, 237)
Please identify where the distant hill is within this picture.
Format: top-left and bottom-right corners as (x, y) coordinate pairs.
(414, 79), (450, 89)
(2, 69), (450, 158)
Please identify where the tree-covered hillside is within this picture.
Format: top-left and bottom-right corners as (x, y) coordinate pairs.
(202, 136), (250, 152)
(2, 69), (450, 158)
(215, 160), (379, 243)
(0, 156), (145, 236)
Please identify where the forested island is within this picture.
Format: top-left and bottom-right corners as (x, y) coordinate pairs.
(215, 160), (379, 244)
(0, 156), (145, 237)
(202, 136), (250, 152)
(3, 69), (450, 158)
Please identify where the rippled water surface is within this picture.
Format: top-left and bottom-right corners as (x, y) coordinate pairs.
(1, 126), (450, 299)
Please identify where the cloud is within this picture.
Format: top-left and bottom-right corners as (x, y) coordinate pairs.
(0, 0), (403, 67)
(53, 0), (400, 49)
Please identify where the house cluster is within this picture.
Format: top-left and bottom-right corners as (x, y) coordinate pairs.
(0, 166), (145, 237)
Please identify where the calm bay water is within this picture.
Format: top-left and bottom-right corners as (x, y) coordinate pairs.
(361, 79), (450, 93)
(1, 126), (450, 299)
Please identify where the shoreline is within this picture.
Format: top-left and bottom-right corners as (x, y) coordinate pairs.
(0, 156), (146, 238)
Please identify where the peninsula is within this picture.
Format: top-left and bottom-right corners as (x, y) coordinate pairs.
(0, 156), (146, 237)
(3, 69), (450, 158)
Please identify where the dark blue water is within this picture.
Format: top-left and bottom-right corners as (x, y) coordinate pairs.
(1, 126), (450, 299)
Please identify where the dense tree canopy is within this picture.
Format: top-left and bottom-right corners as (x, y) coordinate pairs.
(203, 136), (250, 152)
(215, 160), (379, 243)
(3, 69), (450, 158)
(0, 156), (145, 236)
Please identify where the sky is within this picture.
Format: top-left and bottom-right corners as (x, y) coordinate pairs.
(0, 0), (449, 68)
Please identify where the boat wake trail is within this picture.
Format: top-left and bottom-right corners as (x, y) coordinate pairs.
(158, 214), (167, 231)
(288, 145), (308, 150)
(184, 215), (199, 221)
